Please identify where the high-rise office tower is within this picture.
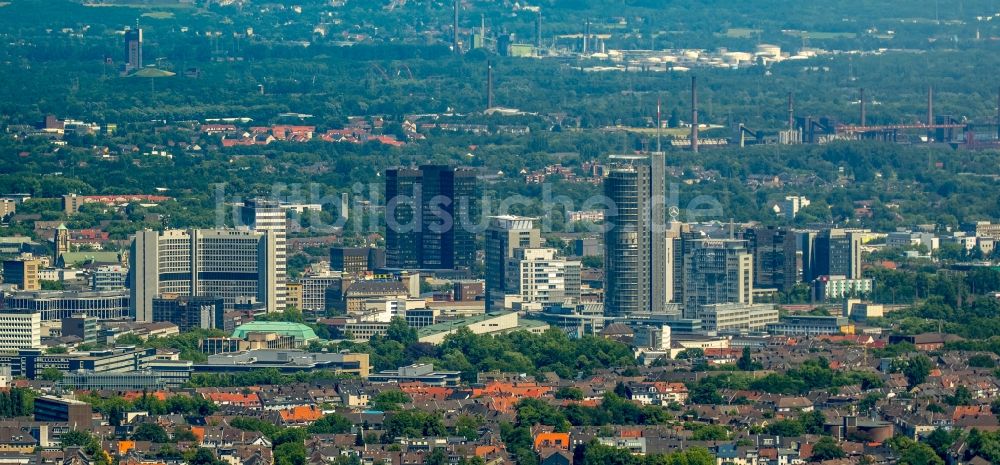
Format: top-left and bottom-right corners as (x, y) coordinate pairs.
(745, 226), (797, 292)
(603, 154), (667, 317)
(242, 199), (287, 311)
(385, 165), (478, 271)
(124, 27), (142, 74)
(2, 258), (40, 291)
(485, 215), (541, 310)
(151, 295), (225, 332)
(682, 239), (753, 318)
(803, 228), (861, 281)
(129, 228), (279, 322)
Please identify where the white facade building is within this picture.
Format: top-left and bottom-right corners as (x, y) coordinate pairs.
(0, 313), (41, 350)
(129, 228), (279, 321)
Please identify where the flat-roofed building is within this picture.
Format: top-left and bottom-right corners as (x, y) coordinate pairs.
(34, 395), (92, 429)
(0, 312), (41, 350)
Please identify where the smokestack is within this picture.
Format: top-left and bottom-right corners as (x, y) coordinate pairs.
(787, 92), (794, 130)
(480, 13), (485, 47)
(996, 86), (999, 141)
(691, 76), (699, 153)
(859, 87), (866, 127)
(583, 19), (590, 54)
(487, 61), (494, 109)
(535, 11), (542, 48)
(453, 0), (460, 54)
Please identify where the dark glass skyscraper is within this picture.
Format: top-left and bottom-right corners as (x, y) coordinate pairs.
(385, 165), (477, 270)
(745, 226), (797, 292)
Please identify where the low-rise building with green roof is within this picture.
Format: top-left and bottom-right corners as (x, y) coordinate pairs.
(231, 321), (319, 348)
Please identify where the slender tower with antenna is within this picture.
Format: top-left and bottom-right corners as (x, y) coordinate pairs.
(486, 61), (494, 110)
(691, 76), (699, 153)
(453, 0), (460, 54)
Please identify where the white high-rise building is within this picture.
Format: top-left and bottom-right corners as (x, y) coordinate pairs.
(242, 199), (287, 311)
(504, 248), (581, 307)
(129, 228), (279, 322)
(0, 313), (41, 350)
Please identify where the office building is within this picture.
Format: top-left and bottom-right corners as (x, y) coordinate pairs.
(2, 258), (40, 291)
(744, 227), (797, 292)
(886, 231), (939, 251)
(695, 303), (779, 332)
(152, 295), (225, 331)
(330, 247), (379, 274)
(368, 363), (461, 387)
(485, 215), (541, 310)
(3, 290), (129, 321)
(385, 165), (477, 270)
(91, 265), (126, 291)
(242, 199), (287, 311)
(0, 313), (41, 350)
(124, 27), (142, 74)
(603, 154), (667, 317)
(129, 228), (279, 322)
(198, 349), (370, 378)
(0, 346), (157, 379)
(61, 313), (98, 345)
(766, 315), (851, 336)
(504, 248), (581, 307)
(803, 229), (862, 281)
(34, 396), (93, 429)
(682, 239), (753, 318)
(299, 274), (343, 312)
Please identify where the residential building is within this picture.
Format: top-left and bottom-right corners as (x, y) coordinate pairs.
(242, 199), (287, 311)
(151, 295), (225, 331)
(774, 195), (810, 219)
(485, 215), (541, 310)
(682, 239), (753, 318)
(2, 258), (40, 291)
(814, 275), (873, 301)
(384, 165), (477, 270)
(0, 312), (41, 350)
(603, 154), (667, 317)
(129, 228), (280, 322)
(0, 198), (15, 219)
(124, 27), (143, 74)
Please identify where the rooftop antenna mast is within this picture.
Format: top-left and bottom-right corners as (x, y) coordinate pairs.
(656, 95), (662, 153)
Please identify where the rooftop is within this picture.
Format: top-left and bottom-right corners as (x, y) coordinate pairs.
(231, 321), (319, 342)
(416, 312), (514, 337)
